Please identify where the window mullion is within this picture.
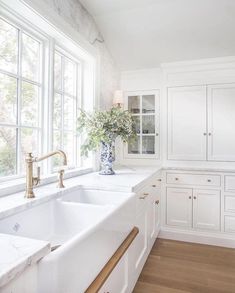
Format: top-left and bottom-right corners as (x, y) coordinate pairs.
(16, 29), (22, 175)
(61, 56), (65, 150)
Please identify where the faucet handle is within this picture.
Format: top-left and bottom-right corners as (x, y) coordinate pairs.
(33, 166), (40, 186)
(57, 169), (65, 188)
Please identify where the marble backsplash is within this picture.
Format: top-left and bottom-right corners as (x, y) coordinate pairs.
(34, 0), (120, 109)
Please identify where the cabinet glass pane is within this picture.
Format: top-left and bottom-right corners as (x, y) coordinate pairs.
(133, 116), (140, 134)
(142, 95), (155, 113)
(128, 136), (140, 154)
(0, 127), (16, 176)
(0, 73), (17, 124)
(142, 136), (155, 154)
(128, 96), (140, 113)
(142, 115), (155, 134)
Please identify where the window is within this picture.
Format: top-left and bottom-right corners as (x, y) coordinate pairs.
(0, 17), (42, 178)
(53, 50), (81, 169)
(0, 6), (95, 183)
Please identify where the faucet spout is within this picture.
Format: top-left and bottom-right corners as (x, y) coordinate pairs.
(34, 150), (67, 166)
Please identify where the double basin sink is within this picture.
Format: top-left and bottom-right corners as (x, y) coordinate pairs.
(0, 187), (135, 293)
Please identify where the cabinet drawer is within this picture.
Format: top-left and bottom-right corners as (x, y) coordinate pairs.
(225, 195), (235, 213)
(167, 173), (221, 187)
(224, 216), (235, 233)
(225, 176), (235, 192)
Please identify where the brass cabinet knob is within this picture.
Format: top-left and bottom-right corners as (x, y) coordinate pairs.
(155, 200), (160, 205)
(203, 133), (207, 136)
(207, 179), (211, 182)
(157, 178), (162, 182)
(189, 196), (192, 199)
(208, 133), (212, 136)
(152, 184), (156, 187)
(175, 178), (179, 181)
(193, 196), (197, 200)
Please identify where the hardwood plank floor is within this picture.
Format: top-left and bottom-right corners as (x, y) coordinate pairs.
(133, 239), (235, 293)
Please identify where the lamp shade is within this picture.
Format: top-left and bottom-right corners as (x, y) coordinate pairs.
(113, 90), (123, 105)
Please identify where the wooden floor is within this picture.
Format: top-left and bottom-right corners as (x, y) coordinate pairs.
(133, 239), (235, 293)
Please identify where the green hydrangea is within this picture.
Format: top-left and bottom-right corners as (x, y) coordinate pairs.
(77, 107), (136, 156)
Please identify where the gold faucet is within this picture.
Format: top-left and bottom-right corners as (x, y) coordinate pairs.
(25, 150), (67, 198)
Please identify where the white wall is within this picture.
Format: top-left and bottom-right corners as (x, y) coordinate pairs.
(28, 0), (120, 109)
(120, 56), (235, 169)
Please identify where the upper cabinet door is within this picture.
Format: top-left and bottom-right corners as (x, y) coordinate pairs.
(208, 84), (235, 161)
(168, 86), (207, 161)
(125, 90), (160, 159)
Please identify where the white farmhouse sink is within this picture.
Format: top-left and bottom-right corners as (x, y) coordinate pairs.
(0, 188), (136, 293)
(60, 187), (129, 206)
(0, 200), (110, 247)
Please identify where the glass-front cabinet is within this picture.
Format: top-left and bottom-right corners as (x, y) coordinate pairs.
(125, 90), (160, 158)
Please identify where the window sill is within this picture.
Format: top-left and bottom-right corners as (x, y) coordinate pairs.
(0, 167), (93, 197)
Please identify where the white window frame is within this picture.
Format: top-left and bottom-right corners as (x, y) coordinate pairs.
(0, 14), (46, 182)
(0, 0), (97, 190)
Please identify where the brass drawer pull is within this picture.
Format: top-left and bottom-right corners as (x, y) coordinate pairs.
(152, 184), (156, 187)
(157, 178), (162, 182)
(155, 200), (160, 205)
(139, 193), (149, 199)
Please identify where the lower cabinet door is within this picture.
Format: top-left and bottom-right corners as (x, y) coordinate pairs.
(129, 209), (148, 279)
(166, 188), (193, 227)
(193, 189), (221, 231)
(98, 254), (128, 293)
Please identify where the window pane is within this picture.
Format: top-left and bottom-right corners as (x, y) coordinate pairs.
(64, 58), (76, 95)
(21, 82), (39, 127)
(142, 136), (155, 154)
(20, 128), (39, 172)
(22, 33), (40, 82)
(0, 73), (17, 124)
(64, 96), (75, 130)
(53, 93), (62, 129)
(52, 130), (62, 168)
(0, 18), (18, 73)
(64, 131), (75, 167)
(54, 53), (62, 91)
(0, 127), (16, 176)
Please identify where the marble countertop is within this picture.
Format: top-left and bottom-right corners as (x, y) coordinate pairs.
(0, 233), (50, 288)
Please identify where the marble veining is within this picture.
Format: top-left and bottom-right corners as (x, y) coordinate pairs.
(0, 233), (50, 288)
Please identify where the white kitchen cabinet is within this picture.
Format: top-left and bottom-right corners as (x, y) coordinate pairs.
(168, 86), (207, 160)
(193, 189), (221, 231)
(208, 84), (235, 161)
(166, 186), (221, 232)
(166, 188), (193, 227)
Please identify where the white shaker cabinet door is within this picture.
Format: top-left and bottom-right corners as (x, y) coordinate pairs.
(166, 188), (193, 228)
(208, 84), (235, 161)
(193, 189), (221, 231)
(168, 86), (207, 160)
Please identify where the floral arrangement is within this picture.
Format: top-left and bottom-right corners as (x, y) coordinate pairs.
(77, 107), (136, 156)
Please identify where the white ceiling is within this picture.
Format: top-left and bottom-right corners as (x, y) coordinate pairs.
(80, 0), (235, 70)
